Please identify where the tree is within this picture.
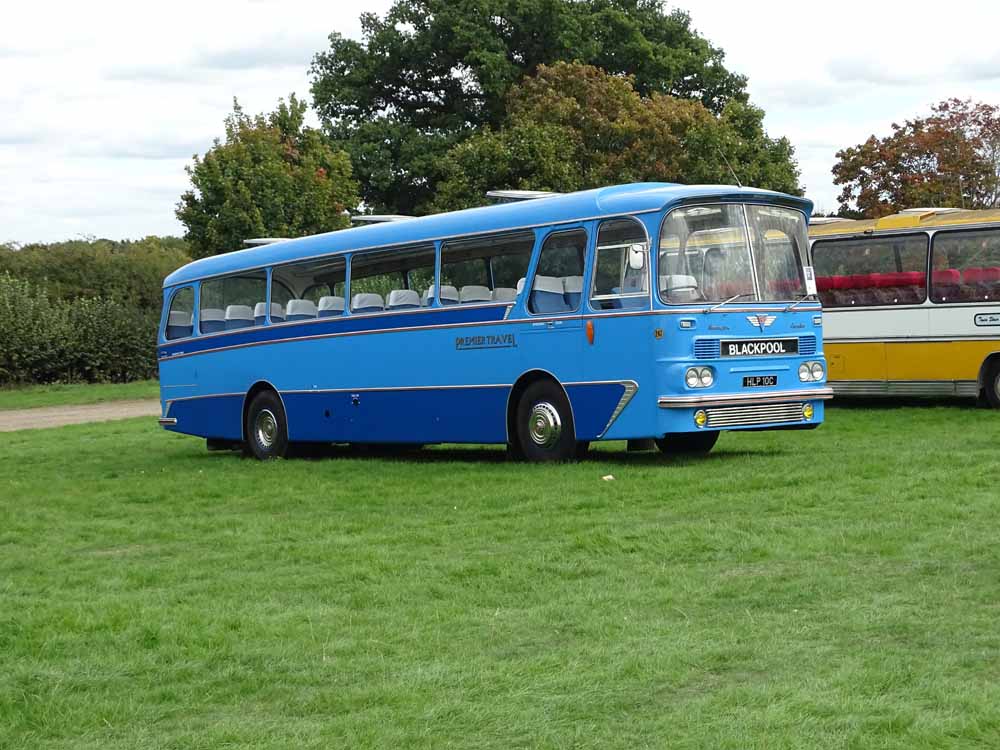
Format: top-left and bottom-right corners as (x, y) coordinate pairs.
(310, 0), (749, 214)
(832, 98), (1000, 218)
(431, 63), (799, 211)
(177, 95), (359, 259)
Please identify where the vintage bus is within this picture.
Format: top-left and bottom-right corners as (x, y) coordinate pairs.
(158, 183), (831, 460)
(809, 208), (1000, 407)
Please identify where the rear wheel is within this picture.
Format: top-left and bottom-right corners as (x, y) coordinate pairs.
(514, 380), (577, 462)
(245, 390), (289, 460)
(985, 359), (1000, 409)
(654, 431), (720, 456)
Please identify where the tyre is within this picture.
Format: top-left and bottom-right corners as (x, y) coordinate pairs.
(985, 359), (1000, 409)
(514, 380), (577, 462)
(654, 430), (720, 456)
(245, 390), (289, 460)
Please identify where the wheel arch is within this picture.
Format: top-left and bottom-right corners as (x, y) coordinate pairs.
(505, 369), (576, 446)
(978, 351), (1000, 400)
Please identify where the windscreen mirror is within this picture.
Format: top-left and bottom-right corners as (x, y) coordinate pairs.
(628, 244), (646, 271)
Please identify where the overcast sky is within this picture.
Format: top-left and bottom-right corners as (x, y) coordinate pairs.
(3, 0), (1000, 243)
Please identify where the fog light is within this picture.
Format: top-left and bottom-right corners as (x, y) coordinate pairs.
(798, 363), (811, 382)
(694, 409), (708, 428)
(810, 362), (825, 381)
(802, 403), (814, 421)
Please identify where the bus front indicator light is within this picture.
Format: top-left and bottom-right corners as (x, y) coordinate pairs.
(802, 403), (814, 421)
(694, 410), (708, 428)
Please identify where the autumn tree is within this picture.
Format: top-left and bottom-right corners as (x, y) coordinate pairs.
(310, 0), (750, 214)
(177, 95), (359, 258)
(431, 63), (799, 211)
(832, 98), (1000, 218)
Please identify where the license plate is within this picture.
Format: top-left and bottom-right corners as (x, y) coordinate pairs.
(743, 375), (777, 388)
(721, 338), (798, 357)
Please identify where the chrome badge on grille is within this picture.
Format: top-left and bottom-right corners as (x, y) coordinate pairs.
(746, 314), (776, 331)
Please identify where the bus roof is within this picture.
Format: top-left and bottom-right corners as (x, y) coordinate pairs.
(165, 182), (811, 288)
(809, 207), (1000, 237)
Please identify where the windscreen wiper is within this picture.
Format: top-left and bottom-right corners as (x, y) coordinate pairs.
(706, 292), (755, 313)
(784, 294), (817, 312)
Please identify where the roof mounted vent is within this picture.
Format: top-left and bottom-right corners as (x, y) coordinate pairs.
(485, 189), (562, 203)
(244, 237), (290, 246)
(351, 214), (415, 224)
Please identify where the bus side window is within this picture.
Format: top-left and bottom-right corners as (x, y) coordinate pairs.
(350, 244), (435, 311)
(441, 232), (534, 304)
(812, 235), (928, 308)
(200, 272), (267, 333)
(273, 256), (346, 321)
(529, 229), (587, 314)
(164, 286), (194, 340)
(590, 218), (648, 311)
(931, 228), (1000, 303)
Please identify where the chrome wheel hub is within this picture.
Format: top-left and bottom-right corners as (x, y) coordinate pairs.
(528, 401), (562, 448)
(255, 409), (278, 449)
(994, 372), (1000, 401)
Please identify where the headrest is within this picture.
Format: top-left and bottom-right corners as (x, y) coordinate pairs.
(562, 276), (584, 294)
(492, 287), (516, 302)
(318, 296), (345, 312)
(516, 277), (525, 294)
(254, 302), (284, 319)
(199, 308), (225, 322)
(225, 304), (254, 321)
(286, 299), (318, 317)
(459, 285), (491, 302)
(532, 275), (564, 295)
(387, 289), (420, 308)
(659, 275), (697, 290)
(439, 285), (459, 302)
(351, 293), (384, 311)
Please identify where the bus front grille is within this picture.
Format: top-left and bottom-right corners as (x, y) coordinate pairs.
(694, 339), (721, 358)
(799, 335), (817, 355)
(705, 402), (806, 428)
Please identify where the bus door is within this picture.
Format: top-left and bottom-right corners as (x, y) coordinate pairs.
(514, 227), (586, 372)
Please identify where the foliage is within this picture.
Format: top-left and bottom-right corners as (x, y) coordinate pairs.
(432, 63), (800, 211)
(833, 98), (1000, 217)
(0, 274), (159, 385)
(4, 406), (1000, 747)
(310, 0), (749, 214)
(176, 95), (359, 259)
(0, 236), (189, 310)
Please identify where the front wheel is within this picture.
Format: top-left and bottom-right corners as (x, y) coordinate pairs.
(514, 380), (577, 462)
(654, 431), (720, 456)
(245, 391), (289, 460)
(984, 359), (1000, 409)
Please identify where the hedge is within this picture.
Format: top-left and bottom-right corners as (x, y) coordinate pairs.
(0, 274), (160, 385)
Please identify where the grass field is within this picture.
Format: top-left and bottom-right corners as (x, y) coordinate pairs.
(0, 380), (159, 411)
(3, 405), (1000, 748)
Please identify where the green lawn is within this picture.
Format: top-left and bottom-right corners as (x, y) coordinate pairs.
(0, 380), (159, 411)
(2, 406), (1000, 749)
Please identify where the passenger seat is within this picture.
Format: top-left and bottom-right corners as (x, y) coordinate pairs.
(318, 296), (345, 317)
(286, 299), (318, 321)
(199, 308), (226, 334)
(530, 275), (571, 313)
(459, 285), (492, 303)
(561, 276), (583, 309)
(166, 311), (193, 339)
(492, 287), (517, 302)
(224, 304), (254, 330)
(351, 293), (384, 313)
(254, 302), (284, 325)
(386, 290), (420, 310)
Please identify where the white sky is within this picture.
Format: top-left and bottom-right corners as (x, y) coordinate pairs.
(2, 0), (1000, 243)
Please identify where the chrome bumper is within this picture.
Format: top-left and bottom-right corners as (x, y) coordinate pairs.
(658, 387), (834, 409)
(157, 417), (177, 426)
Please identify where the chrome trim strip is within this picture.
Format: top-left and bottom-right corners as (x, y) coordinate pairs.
(705, 402), (807, 428)
(596, 380), (639, 438)
(158, 417), (177, 426)
(828, 336), (1000, 344)
(658, 387), (834, 408)
(831, 379), (978, 397)
(280, 383), (512, 395)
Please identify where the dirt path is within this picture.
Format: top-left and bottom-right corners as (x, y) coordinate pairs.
(0, 400), (161, 432)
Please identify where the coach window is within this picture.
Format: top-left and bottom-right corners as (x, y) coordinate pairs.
(441, 231), (534, 304)
(199, 271), (267, 333)
(527, 229), (587, 315)
(590, 218), (648, 311)
(931, 228), (1000, 303)
(272, 256), (346, 321)
(812, 235), (928, 308)
(165, 286), (194, 340)
(349, 244), (435, 312)
(747, 206), (808, 301)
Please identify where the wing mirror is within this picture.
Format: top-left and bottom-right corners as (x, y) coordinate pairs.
(628, 244), (646, 271)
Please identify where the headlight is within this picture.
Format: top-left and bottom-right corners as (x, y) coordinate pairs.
(686, 367), (713, 388)
(810, 362), (824, 381)
(698, 367), (714, 387)
(798, 363), (811, 382)
(685, 368), (700, 388)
